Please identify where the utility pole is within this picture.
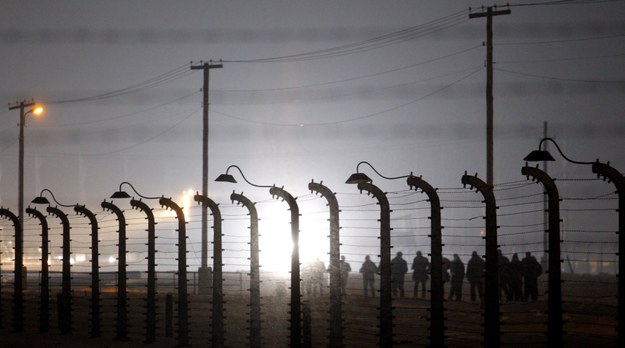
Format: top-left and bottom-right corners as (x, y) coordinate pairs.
(542, 121), (550, 271)
(8, 100), (41, 311)
(191, 60), (223, 295)
(469, 6), (510, 187)
(8, 100), (36, 233)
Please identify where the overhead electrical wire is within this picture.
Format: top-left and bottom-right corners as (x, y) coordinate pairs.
(222, 9), (469, 63)
(41, 107), (200, 157)
(0, 139), (18, 154)
(212, 66), (483, 127)
(18, 10), (476, 115)
(40, 90), (200, 129)
(507, 0), (625, 7)
(215, 65), (483, 106)
(498, 52), (625, 64)
(88, 107), (199, 155)
(495, 67), (625, 83)
(217, 45), (481, 93)
(43, 63), (193, 105)
(497, 33), (625, 46)
(2, 92), (199, 154)
(10, 3), (621, 165)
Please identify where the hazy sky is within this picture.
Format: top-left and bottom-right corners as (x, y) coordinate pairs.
(1, 1), (624, 270)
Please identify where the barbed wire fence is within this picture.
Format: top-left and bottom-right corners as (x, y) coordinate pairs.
(0, 173), (620, 347)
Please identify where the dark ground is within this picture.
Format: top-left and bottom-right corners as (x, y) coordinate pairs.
(0, 273), (618, 347)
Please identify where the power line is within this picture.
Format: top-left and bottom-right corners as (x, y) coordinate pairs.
(0, 139), (18, 154)
(214, 65), (483, 106)
(211, 66), (483, 127)
(44, 63), (192, 104)
(222, 10), (469, 63)
(217, 45), (481, 93)
(498, 52), (625, 64)
(507, 0), (625, 7)
(40, 91), (200, 129)
(495, 67), (625, 83)
(11, 41), (480, 115)
(497, 33), (625, 46)
(37, 107), (200, 157)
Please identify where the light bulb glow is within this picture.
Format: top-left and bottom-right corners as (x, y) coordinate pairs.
(32, 105), (44, 116)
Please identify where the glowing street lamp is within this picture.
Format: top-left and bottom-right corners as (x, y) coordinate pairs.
(32, 105), (44, 116)
(6, 101), (44, 332)
(8, 100), (44, 231)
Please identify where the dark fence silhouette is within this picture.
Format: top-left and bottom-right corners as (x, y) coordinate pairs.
(0, 169), (621, 347)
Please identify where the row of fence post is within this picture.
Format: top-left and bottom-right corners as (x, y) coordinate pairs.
(0, 164), (623, 347)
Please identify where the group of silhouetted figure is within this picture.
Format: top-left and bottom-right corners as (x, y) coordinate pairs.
(302, 250), (543, 302)
(386, 250), (543, 302)
(302, 255), (352, 298)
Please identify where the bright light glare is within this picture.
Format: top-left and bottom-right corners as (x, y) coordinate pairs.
(258, 210), (329, 273)
(259, 216), (293, 274)
(32, 105), (44, 116)
(299, 228), (328, 265)
(299, 209), (329, 265)
(181, 188), (194, 219)
(158, 188), (195, 221)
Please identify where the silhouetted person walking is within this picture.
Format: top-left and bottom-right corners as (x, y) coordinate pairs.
(312, 257), (325, 297)
(508, 253), (523, 301)
(304, 258), (326, 298)
(339, 255), (351, 298)
(449, 254), (465, 301)
(360, 255), (378, 298)
(441, 256), (451, 297)
(522, 251), (542, 302)
(466, 251), (485, 303)
(391, 251), (408, 298)
(411, 251), (430, 298)
(498, 249), (511, 301)
(302, 262), (314, 297)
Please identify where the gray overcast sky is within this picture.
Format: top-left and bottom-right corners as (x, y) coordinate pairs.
(1, 0), (624, 214)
